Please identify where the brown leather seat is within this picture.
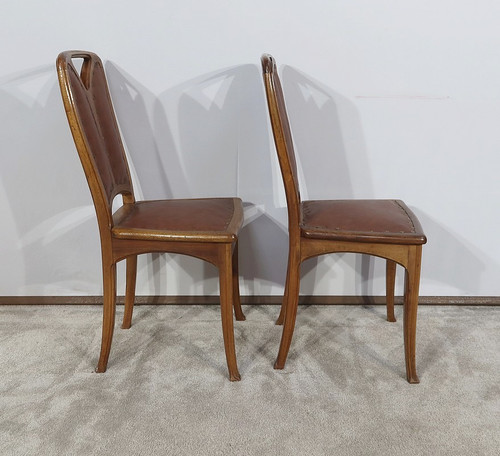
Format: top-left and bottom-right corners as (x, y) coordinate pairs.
(261, 54), (426, 383)
(112, 199), (241, 242)
(301, 200), (425, 244)
(57, 51), (245, 381)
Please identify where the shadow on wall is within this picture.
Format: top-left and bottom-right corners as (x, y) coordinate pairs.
(106, 62), (289, 295)
(104, 63), (175, 201)
(0, 61), (486, 297)
(0, 66), (100, 295)
(281, 65), (373, 200)
(411, 209), (485, 295)
(105, 63), (189, 296)
(280, 65), (375, 294)
(277, 65), (485, 296)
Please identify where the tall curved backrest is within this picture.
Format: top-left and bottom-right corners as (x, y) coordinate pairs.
(57, 51), (135, 237)
(261, 54), (301, 233)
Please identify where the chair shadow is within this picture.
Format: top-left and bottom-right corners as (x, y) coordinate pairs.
(280, 65), (374, 294)
(411, 208), (486, 294)
(279, 65), (485, 297)
(0, 61), (487, 301)
(157, 64), (293, 293)
(107, 63), (291, 297)
(281, 65), (373, 200)
(106, 62), (194, 296)
(105, 62), (176, 200)
(0, 65), (100, 294)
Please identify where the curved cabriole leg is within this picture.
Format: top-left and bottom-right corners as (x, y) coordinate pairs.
(275, 272), (288, 325)
(219, 245), (241, 381)
(403, 246), (422, 384)
(231, 242), (245, 321)
(274, 255), (300, 369)
(386, 260), (397, 322)
(122, 255), (137, 329)
(96, 262), (117, 373)
(276, 246), (295, 325)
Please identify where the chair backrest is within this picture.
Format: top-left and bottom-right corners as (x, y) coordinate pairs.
(261, 54), (301, 231)
(56, 51), (135, 235)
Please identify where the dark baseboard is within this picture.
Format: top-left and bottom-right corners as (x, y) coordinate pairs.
(0, 295), (499, 306)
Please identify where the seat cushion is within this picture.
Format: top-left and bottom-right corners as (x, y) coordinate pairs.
(112, 198), (243, 243)
(301, 199), (426, 245)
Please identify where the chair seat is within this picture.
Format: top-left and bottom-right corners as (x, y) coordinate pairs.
(112, 198), (243, 243)
(301, 199), (426, 245)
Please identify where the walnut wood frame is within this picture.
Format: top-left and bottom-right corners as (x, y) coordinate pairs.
(261, 54), (426, 383)
(56, 51), (245, 381)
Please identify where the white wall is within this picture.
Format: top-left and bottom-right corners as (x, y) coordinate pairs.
(1, 0), (500, 297)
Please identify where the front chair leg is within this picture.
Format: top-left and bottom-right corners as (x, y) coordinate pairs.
(275, 272), (288, 326)
(386, 260), (397, 322)
(231, 242), (245, 321)
(219, 245), (241, 381)
(122, 255), (137, 329)
(96, 262), (117, 373)
(274, 255), (300, 369)
(276, 247), (295, 325)
(403, 246), (422, 384)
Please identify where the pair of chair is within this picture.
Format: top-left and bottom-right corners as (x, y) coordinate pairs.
(56, 51), (426, 383)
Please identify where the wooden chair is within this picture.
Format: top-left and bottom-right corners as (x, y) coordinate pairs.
(261, 54), (426, 383)
(57, 50), (245, 381)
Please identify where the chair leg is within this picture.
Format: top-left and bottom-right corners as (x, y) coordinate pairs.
(232, 243), (246, 321)
(403, 246), (422, 384)
(96, 262), (117, 373)
(219, 246), (241, 381)
(274, 255), (301, 369)
(122, 255), (137, 329)
(386, 260), (397, 322)
(276, 246), (295, 325)
(275, 272), (288, 325)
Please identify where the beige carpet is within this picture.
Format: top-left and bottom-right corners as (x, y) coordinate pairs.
(1, 304), (499, 455)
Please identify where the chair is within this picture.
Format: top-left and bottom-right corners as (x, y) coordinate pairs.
(261, 54), (426, 383)
(56, 50), (245, 381)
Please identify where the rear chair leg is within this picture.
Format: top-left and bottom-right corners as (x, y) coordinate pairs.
(386, 260), (397, 322)
(122, 255), (137, 329)
(275, 272), (288, 326)
(231, 243), (246, 321)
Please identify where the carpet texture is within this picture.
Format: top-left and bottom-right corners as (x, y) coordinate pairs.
(1, 305), (499, 455)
